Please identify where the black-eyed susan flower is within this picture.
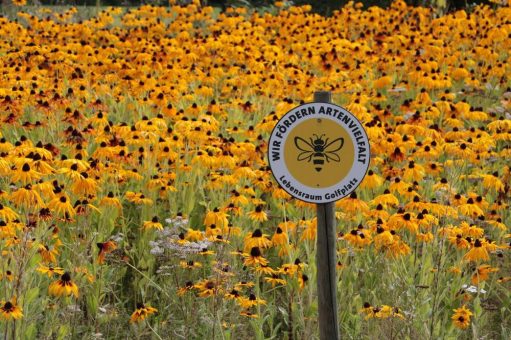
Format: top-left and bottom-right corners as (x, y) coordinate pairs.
(49, 272), (79, 298)
(203, 208), (228, 229)
(359, 170), (383, 190)
(243, 247), (268, 267)
(130, 303), (158, 323)
(180, 260), (202, 269)
(38, 242), (60, 263)
(177, 281), (195, 296)
(264, 274), (286, 287)
(224, 289), (241, 300)
(298, 273), (308, 290)
(47, 194), (75, 217)
(244, 229), (272, 251)
(0, 203), (19, 222)
(254, 264), (276, 276)
(36, 264), (64, 278)
(471, 265), (499, 285)
(451, 305), (473, 329)
(271, 227), (288, 246)
(97, 241), (117, 264)
(194, 279), (220, 297)
(0, 299), (23, 320)
(463, 239), (490, 262)
(343, 227), (372, 247)
(237, 293), (266, 309)
(373, 225), (394, 250)
(142, 216), (163, 231)
(240, 310), (258, 318)
(99, 191), (122, 210)
(11, 162), (43, 184)
(247, 205), (268, 222)
(12, 0), (27, 6)
(10, 185), (44, 209)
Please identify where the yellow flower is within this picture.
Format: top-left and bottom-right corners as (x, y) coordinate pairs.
(47, 194), (75, 217)
(11, 162), (43, 184)
(359, 170), (383, 190)
(177, 281), (194, 296)
(298, 273), (308, 290)
(463, 239), (490, 262)
(130, 303), (158, 323)
(264, 274), (286, 287)
(142, 216), (163, 231)
(271, 227), (288, 246)
(204, 208), (229, 228)
(247, 205), (268, 222)
(49, 272), (79, 298)
(237, 294), (266, 309)
(471, 265), (499, 285)
(244, 229), (272, 252)
(194, 279), (221, 297)
(180, 260), (202, 269)
(243, 247), (269, 267)
(0, 299), (23, 320)
(97, 241), (117, 264)
(36, 264), (64, 278)
(10, 185), (44, 209)
(240, 310), (258, 318)
(451, 305), (473, 329)
(125, 191), (153, 205)
(12, 0), (27, 6)
(0, 203), (19, 222)
(99, 192), (122, 210)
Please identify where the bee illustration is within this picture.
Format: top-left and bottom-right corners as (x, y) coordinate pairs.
(294, 134), (344, 172)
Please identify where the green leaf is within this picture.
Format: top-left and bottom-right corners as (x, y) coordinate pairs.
(24, 324), (37, 340)
(25, 287), (39, 304)
(57, 325), (70, 340)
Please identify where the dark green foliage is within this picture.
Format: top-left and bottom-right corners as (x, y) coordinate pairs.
(11, 0), (494, 12)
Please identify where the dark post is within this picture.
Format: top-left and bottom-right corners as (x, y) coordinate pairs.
(314, 91), (340, 340)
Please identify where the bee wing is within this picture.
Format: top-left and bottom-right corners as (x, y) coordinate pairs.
(324, 138), (344, 152)
(294, 137), (314, 152)
(324, 138), (344, 162)
(325, 152), (341, 162)
(297, 151), (314, 161)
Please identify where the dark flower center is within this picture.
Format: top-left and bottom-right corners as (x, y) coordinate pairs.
(2, 301), (14, 312)
(61, 272), (71, 282)
(252, 229), (262, 238)
(250, 247), (261, 257)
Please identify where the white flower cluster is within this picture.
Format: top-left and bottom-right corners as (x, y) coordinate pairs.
(165, 216), (189, 229)
(149, 215), (211, 258)
(461, 284), (487, 294)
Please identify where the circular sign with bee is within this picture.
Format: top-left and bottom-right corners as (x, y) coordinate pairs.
(268, 102), (370, 203)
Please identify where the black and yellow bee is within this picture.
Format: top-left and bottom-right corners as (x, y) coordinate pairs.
(294, 134), (344, 172)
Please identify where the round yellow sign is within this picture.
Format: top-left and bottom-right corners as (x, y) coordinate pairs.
(284, 118), (354, 188)
(268, 102), (370, 203)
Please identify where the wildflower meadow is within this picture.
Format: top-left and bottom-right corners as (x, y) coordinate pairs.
(0, 0), (510, 339)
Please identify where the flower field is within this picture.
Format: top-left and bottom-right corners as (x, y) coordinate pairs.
(0, 0), (510, 338)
